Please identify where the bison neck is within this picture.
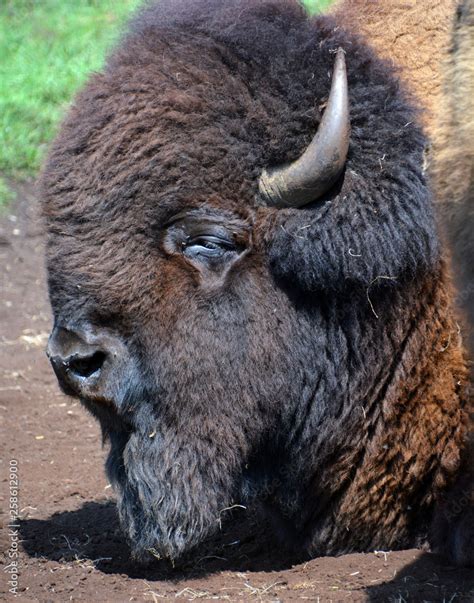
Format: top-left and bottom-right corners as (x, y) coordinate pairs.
(275, 267), (468, 555)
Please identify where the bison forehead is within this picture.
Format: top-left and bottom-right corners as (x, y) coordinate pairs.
(41, 0), (437, 301)
(42, 41), (277, 220)
(41, 3), (403, 215)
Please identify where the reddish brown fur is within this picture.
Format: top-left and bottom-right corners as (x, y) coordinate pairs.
(304, 266), (468, 554)
(332, 0), (474, 563)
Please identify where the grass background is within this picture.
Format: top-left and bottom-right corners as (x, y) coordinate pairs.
(0, 0), (333, 204)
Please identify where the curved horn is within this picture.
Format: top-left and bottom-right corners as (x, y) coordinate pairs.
(259, 48), (350, 208)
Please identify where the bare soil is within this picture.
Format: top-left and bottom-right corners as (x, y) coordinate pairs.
(1, 183), (473, 602)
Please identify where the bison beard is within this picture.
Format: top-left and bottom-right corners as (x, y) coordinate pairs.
(40, 0), (472, 564)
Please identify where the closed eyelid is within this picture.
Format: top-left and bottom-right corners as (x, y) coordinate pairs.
(185, 224), (233, 240)
(168, 215), (250, 242)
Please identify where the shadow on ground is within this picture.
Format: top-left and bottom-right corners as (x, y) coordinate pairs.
(20, 500), (474, 600)
(19, 500), (303, 580)
(366, 552), (474, 601)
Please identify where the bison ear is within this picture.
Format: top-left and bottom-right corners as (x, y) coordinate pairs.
(259, 48), (350, 208)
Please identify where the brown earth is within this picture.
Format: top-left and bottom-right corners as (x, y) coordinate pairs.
(1, 182), (473, 602)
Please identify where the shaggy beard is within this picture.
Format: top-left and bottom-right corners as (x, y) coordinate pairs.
(105, 425), (240, 562)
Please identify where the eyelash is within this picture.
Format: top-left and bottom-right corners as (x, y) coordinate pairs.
(182, 235), (236, 259)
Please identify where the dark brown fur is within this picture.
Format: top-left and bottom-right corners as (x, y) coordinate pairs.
(40, 0), (471, 564)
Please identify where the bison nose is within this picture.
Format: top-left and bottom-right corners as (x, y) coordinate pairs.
(47, 325), (109, 397)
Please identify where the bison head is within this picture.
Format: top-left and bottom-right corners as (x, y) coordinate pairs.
(40, 0), (448, 561)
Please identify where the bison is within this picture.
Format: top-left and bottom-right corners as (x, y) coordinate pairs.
(40, 0), (472, 564)
(432, 0), (474, 365)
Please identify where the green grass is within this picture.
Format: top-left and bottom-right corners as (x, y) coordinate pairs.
(0, 0), (141, 184)
(0, 176), (16, 206)
(0, 0), (333, 204)
(305, 0), (334, 12)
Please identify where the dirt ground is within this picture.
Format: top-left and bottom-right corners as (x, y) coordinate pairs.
(1, 183), (473, 602)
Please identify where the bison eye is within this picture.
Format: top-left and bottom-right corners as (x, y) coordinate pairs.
(183, 235), (236, 260)
(161, 212), (250, 272)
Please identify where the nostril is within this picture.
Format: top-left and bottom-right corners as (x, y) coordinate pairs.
(68, 351), (106, 379)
